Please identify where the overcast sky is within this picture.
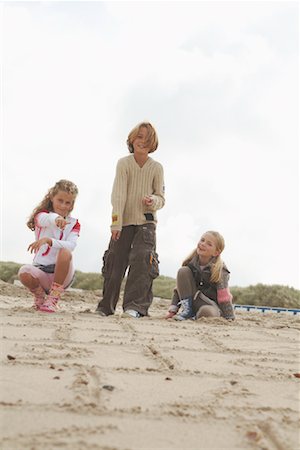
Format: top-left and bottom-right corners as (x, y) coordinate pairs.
(1, 1), (299, 289)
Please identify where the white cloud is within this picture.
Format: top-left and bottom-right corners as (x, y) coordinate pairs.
(1, 1), (298, 289)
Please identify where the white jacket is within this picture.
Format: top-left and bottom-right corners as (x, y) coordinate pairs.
(32, 211), (80, 266)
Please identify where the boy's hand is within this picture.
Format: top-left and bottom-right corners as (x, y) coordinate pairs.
(111, 230), (121, 241)
(27, 237), (52, 253)
(142, 195), (154, 206)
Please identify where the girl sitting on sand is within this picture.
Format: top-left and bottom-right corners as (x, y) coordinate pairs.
(165, 230), (235, 321)
(18, 179), (80, 313)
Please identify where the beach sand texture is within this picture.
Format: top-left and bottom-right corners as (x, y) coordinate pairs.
(0, 280), (299, 450)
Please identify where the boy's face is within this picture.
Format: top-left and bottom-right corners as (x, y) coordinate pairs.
(132, 126), (151, 155)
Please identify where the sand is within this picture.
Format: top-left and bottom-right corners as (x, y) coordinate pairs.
(0, 280), (299, 450)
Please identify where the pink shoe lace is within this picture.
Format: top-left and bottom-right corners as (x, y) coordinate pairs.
(39, 297), (58, 313)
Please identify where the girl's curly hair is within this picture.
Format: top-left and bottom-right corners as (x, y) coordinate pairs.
(27, 179), (78, 231)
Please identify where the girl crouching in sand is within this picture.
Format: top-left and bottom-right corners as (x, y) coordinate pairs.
(18, 179), (80, 313)
(166, 231), (235, 321)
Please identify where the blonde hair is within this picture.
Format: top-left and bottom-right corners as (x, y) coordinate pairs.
(127, 122), (159, 153)
(27, 179), (78, 230)
(182, 231), (225, 283)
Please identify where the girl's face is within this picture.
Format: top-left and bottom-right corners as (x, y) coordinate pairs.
(132, 126), (151, 155)
(51, 190), (75, 218)
(196, 233), (220, 260)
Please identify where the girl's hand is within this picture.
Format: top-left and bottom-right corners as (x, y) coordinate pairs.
(142, 195), (154, 206)
(55, 216), (68, 230)
(27, 237), (52, 254)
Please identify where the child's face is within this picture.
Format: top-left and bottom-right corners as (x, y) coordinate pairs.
(196, 233), (220, 260)
(51, 190), (75, 218)
(132, 126), (151, 155)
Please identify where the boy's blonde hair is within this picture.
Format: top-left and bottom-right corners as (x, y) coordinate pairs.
(182, 231), (225, 283)
(127, 122), (159, 154)
(27, 179), (78, 231)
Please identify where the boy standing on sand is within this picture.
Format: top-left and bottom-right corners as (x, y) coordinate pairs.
(96, 122), (165, 318)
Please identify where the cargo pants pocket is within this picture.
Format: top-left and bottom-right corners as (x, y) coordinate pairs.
(101, 250), (114, 278)
(149, 251), (160, 279)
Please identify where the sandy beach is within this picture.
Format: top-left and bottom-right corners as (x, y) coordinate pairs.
(0, 280), (299, 450)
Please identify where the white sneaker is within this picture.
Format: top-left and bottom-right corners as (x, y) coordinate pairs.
(122, 309), (142, 318)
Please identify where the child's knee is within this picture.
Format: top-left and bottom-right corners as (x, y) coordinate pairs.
(57, 249), (72, 262)
(177, 266), (191, 281)
(18, 265), (33, 281)
(18, 266), (39, 288)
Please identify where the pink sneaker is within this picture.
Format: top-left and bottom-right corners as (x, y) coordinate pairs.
(39, 282), (64, 313)
(30, 286), (46, 310)
(39, 297), (58, 313)
(34, 297), (45, 310)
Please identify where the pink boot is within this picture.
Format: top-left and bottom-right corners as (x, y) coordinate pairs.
(30, 285), (46, 310)
(39, 282), (64, 313)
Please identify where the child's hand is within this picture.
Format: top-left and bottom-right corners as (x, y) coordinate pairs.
(27, 237), (52, 253)
(111, 230), (121, 241)
(165, 310), (177, 319)
(142, 195), (154, 206)
(55, 216), (68, 230)
(165, 305), (179, 319)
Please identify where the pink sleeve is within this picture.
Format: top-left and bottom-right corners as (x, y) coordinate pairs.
(217, 288), (233, 304)
(71, 220), (81, 235)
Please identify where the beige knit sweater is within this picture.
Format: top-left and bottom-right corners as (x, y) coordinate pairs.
(110, 155), (165, 231)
